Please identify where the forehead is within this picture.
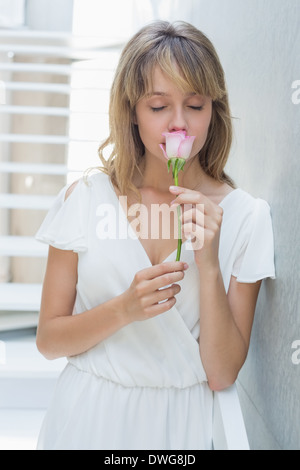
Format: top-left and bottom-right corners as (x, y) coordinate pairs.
(145, 66), (196, 97)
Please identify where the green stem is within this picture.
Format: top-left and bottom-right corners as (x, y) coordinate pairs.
(173, 160), (182, 261)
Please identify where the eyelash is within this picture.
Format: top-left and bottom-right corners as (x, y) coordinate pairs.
(151, 106), (203, 112)
(151, 106), (166, 112)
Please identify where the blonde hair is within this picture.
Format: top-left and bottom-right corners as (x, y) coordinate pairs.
(98, 20), (234, 195)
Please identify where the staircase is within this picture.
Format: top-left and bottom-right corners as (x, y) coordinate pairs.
(0, 31), (71, 326)
(0, 29), (122, 328)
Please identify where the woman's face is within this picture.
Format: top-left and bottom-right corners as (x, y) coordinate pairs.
(134, 66), (213, 164)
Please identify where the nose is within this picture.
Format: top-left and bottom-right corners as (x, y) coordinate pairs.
(168, 107), (187, 133)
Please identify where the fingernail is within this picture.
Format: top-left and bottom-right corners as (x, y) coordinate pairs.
(183, 263), (189, 270)
(169, 185), (180, 192)
(170, 201), (179, 207)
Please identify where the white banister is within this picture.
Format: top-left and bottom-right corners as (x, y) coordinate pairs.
(0, 284), (42, 312)
(0, 44), (121, 59)
(0, 62), (72, 75)
(0, 62), (115, 75)
(0, 30), (77, 39)
(1, 105), (71, 116)
(0, 134), (69, 144)
(213, 384), (250, 450)
(0, 194), (55, 210)
(0, 161), (69, 174)
(0, 134), (98, 144)
(3, 82), (107, 94)
(0, 313), (39, 332)
(0, 106), (106, 117)
(0, 236), (48, 257)
(3, 81), (71, 94)
(0, 29), (125, 46)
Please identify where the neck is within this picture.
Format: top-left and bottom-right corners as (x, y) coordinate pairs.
(136, 154), (208, 193)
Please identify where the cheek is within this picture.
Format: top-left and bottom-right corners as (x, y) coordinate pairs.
(196, 122), (209, 141)
(195, 110), (212, 147)
(136, 115), (162, 144)
(137, 120), (152, 139)
(136, 123), (157, 153)
(192, 126), (211, 155)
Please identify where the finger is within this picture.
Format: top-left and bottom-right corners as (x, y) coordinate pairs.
(171, 192), (206, 207)
(139, 261), (188, 282)
(169, 185), (197, 195)
(144, 297), (177, 317)
(144, 283), (181, 307)
(169, 185), (205, 199)
(169, 186), (217, 212)
(181, 206), (205, 226)
(183, 208), (223, 234)
(182, 222), (204, 250)
(149, 270), (185, 292)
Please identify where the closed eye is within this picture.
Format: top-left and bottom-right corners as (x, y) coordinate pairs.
(151, 105), (203, 112)
(151, 106), (166, 112)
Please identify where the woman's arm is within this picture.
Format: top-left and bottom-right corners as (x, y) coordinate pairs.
(36, 246), (187, 360)
(36, 246), (125, 360)
(198, 268), (261, 391)
(170, 185), (261, 391)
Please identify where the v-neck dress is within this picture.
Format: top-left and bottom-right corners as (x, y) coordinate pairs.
(35, 172), (275, 450)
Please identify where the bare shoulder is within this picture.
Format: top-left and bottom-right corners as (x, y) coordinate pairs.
(65, 180), (80, 201)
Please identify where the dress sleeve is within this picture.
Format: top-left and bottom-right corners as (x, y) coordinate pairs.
(35, 178), (90, 252)
(232, 199), (276, 283)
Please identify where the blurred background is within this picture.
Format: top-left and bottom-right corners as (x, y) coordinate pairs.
(0, 0), (299, 450)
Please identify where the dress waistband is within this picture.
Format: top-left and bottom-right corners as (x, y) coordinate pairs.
(67, 360), (207, 390)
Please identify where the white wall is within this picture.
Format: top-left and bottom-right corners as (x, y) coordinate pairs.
(0, 0), (25, 27)
(182, 0), (299, 450)
(26, 0), (74, 31)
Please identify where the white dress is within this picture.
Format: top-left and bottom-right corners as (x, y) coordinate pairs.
(35, 172), (275, 450)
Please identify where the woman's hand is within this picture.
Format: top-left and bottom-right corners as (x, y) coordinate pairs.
(120, 261), (188, 324)
(169, 186), (223, 271)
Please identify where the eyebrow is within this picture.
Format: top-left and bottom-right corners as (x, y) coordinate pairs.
(146, 91), (198, 98)
(145, 92), (169, 97)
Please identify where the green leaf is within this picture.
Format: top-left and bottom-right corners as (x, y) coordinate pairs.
(177, 158), (186, 173)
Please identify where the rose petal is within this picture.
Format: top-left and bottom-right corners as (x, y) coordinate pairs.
(178, 136), (196, 159)
(159, 144), (169, 160)
(164, 133), (185, 158)
(162, 130), (187, 139)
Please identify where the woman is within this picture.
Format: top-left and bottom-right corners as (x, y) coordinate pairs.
(35, 21), (275, 450)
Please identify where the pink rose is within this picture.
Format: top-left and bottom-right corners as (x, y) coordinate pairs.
(159, 131), (196, 262)
(160, 131), (195, 161)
